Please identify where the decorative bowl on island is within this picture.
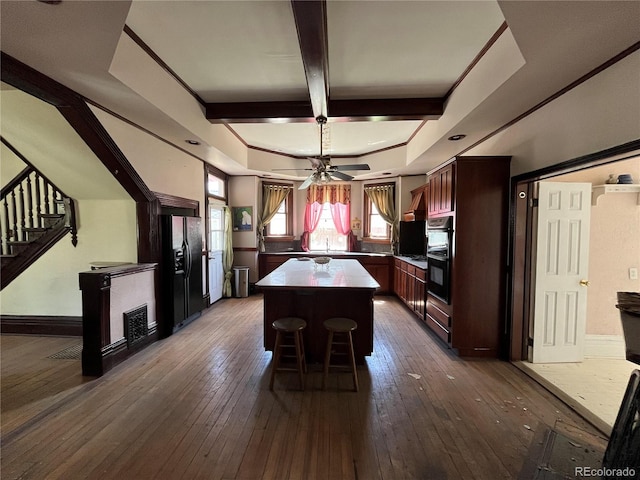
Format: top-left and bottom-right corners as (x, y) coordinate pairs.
(313, 256), (331, 265)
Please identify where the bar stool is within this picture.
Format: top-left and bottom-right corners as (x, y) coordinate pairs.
(269, 317), (307, 391)
(322, 317), (359, 392)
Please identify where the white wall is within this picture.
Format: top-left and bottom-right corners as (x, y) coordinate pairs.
(0, 199), (137, 316)
(467, 51), (640, 176)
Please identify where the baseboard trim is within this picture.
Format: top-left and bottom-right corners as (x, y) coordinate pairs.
(585, 334), (625, 359)
(0, 315), (82, 336)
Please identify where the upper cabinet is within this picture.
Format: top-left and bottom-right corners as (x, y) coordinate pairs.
(427, 164), (454, 216)
(403, 185), (428, 221)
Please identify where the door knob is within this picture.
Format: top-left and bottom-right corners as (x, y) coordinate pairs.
(579, 279), (590, 287)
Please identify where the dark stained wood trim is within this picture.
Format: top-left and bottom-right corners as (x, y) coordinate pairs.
(506, 139), (640, 362)
(328, 97), (443, 122)
(153, 191), (200, 212)
(506, 180), (534, 361)
(445, 22), (508, 101)
(0, 53), (77, 107)
(58, 104), (155, 203)
(291, 0), (329, 119)
(1, 224), (73, 290)
(209, 97), (444, 124)
(207, 101), (314, 123)
(1, 54), (154, 204)
(79, 264), (159, 376)
(0, 138), (73, 200)
(233, 247), (259, 252)
(250, 140), (409, 161)
(512, 138), (640, 184)
(0, 315), (82, 336)
(0, 164), (33, 198)
(123, 25), (206, 106)
(248, 144), (303, 159)
(223, 124), (248, 146)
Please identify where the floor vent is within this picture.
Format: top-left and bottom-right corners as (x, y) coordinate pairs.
(47, 344), (82, 360)
(125, 304), (148, 348)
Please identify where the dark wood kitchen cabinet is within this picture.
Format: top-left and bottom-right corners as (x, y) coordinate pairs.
(394, 257), (426, 321)
(427, 164), (454, 216)
(424, 156), (511, 357)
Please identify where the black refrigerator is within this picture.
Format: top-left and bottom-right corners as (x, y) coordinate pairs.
(161, 215), (203, 336)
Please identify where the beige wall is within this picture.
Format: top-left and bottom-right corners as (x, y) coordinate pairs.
(552, 157), (640, 336)
(90, 106), (206, 219)
(0, 199), (137, 316)
(229, 176), (259, 282)
(0, 142), (27, 184)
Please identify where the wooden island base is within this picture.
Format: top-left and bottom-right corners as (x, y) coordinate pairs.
(256, 259), (378, 364)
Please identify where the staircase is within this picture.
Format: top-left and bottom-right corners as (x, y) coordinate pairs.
(1, 163), (77, 290)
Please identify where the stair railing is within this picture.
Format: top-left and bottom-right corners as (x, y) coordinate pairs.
(1, 145), (77, 256)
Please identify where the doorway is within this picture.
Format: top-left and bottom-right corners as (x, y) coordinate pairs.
(510, 152), (640, 434)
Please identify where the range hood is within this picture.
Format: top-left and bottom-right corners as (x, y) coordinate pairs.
(403, 186), (427, 221)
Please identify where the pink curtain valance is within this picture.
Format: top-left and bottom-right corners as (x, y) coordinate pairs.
(306, 184), (351, 205)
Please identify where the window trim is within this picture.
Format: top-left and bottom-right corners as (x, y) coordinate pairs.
(363, 182), (393, 243)
(205, 164), (228, 201)
(263, 181), (294, 241)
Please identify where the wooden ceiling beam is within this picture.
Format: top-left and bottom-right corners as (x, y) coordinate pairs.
(206, 101), (314, 124)
(206, 0), (446, 124)
(291, 0), (329, 120)
(328, 98), (444, 122)
(205, 97), (444, 123)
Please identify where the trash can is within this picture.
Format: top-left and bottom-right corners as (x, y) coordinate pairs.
(233, 266), (250, 298)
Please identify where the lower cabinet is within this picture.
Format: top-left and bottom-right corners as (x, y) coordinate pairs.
(393, 258), (426, 320)
(426, 294), (451, 345)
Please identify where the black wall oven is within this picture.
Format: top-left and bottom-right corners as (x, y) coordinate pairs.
(426, 217), (453, 304)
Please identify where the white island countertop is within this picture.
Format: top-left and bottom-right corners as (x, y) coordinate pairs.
(255, 258), (380, 290)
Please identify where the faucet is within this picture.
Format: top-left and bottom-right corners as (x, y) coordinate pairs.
(326, 238), (329, 253)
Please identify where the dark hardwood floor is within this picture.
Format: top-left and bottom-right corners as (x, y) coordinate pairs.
(1, 295), (607, 479)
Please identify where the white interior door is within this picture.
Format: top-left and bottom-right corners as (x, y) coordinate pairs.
(532, 182), (591, 363)
(208, 203), (224, 304)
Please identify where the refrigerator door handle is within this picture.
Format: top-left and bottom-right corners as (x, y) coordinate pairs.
(183, 241), (191, 278)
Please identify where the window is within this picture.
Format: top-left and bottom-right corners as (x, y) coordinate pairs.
(364, 182), (393, 242)
(264, 182), (293, 239)
(207, 171), (226, 199)
(208, 203), (224, 251)
(309, 203), (347, 251)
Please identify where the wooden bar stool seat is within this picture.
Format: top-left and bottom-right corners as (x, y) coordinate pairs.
(322, 317), (358, 392)
(269, 317), (307, 391)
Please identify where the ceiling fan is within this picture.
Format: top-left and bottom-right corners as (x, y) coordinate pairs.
(273, 116), (371, 190)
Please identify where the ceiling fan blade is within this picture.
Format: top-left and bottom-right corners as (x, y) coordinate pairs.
(329, 171), (354, 181)
(331, 164), (371, 171)
(298, 175), (315, 190)
(308, 157), (324, 169)
(272, 168), (314, 171)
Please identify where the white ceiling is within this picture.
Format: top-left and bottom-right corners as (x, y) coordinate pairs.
(1, 1), (639, 181)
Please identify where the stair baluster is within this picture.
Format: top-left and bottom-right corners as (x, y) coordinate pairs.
(34, 172), (42, 229)
(26, 174), (34, 232)
(0, 145), (79, 288)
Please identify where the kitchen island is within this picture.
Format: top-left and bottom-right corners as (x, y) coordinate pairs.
(255, 258), (380, 364)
